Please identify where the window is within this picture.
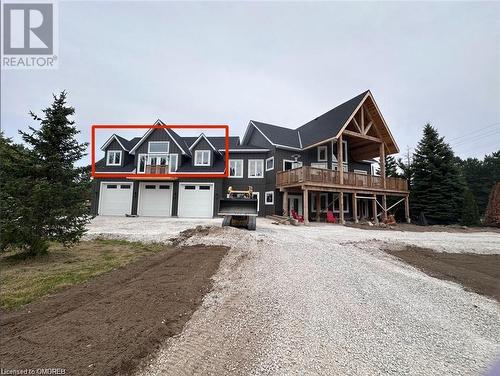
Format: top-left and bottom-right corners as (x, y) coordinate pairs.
(265, 191), (274, 205)
(137, 154), (147, 173)
(106, 184), (117, 189)
(120, 185), (131, 189)
(169, 154), (178, 172)
(248, 159), (264, 178)
(332, 163), (348, 172)
(311, 193), (328, 213)
(317, 146), (327, 162)
(283, 160), (303, 171)
(106, 150), (122, 166)
(159, 185), (170, 190)
(333, 193), (349, 213)
(145, 185), (156, 190)
(331, 140), (348, 164)
(252, 192), (260, 212)
(229, 159), (243, 178)
(311, 162), (328, 169)
(199, 185), (211, 190)
(184, 185), (196, 190)
(148, 141), (169, 154)
(265, 157), (274, 171)
(353, 169), (368, 175)
(195, 150), (211, 166)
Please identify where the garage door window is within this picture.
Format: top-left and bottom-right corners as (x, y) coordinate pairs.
(159, 185), (170, 190)
(199, 185), (211, 190)
(120, 185), (131, 189)
(185, 185), (196, 190)
(107, 184), (117, 189)
(145, 185), (156, 189)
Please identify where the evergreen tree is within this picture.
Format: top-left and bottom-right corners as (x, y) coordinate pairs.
(461, 189), (480, 226)
(397, 147), (414, 190)
(458, 151), (499, 216)
(376, 155), (399, 177)
(410, 124), (465, 224)
(1, 92), (91, 255)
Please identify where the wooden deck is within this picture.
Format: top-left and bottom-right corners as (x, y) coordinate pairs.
(276, 166), (408, 194)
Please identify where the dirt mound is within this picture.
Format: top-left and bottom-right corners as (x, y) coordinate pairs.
(0, 245), (228, 376)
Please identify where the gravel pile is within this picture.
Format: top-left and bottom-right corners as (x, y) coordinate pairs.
(134, 219), (500, 376)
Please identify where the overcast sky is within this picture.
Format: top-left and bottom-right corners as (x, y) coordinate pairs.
(1, 1), (499, 165)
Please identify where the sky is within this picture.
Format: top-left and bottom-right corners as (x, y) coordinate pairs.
(1, 1), (499, 165)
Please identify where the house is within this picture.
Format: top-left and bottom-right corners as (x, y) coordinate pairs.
(91, 90), (410, 223)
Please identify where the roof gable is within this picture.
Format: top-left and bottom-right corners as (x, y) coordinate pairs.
(128, 120), (189, 155)
(242, 120), (301, 150)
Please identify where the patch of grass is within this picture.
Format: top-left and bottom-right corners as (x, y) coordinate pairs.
(0, 239), (166, 310)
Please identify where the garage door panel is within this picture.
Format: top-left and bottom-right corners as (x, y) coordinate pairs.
(138, 183), (172, 217)
(99, 183), (133, 216)
(178, 183), (214, 218)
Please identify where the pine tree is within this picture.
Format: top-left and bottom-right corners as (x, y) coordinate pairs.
(461, 189), (480, 226)
(377, 155), (399, 177)
(410, 124), (465, 224)
(397, 146), (414, 190)
(1, 92), (91, 255)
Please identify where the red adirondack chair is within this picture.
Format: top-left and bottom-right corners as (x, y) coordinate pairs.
(326, 210), (337, 223)
(290, 208), (304, 223)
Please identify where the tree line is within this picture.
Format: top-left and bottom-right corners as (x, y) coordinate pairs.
(382, 124), (499, 226)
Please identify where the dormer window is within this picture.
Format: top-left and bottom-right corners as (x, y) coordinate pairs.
(148, 141), (169, 154)
(195, 150), (210, 166)
(106, 150), (122, 166)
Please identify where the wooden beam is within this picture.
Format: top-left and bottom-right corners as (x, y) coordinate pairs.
(303, 189), (309, 224)
(382, 194), (387, 221)
(360, 106), (364, 133)
(351, 118), (363, 134)
(343, 130), (382, 143)
(283, 191), (288, 216)
(379, 143), (386, 189)
(315, 191), (320, 222)
(404, 195), (410, 223)
(372, 194), (378, 224)
(339, 192), (345, 224)
(337, 135), (343, 184)
(352, 192), (358, 223)
(364, 121), (373, 135)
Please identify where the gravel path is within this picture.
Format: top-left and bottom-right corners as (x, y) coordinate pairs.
(86, 217), (500, 375)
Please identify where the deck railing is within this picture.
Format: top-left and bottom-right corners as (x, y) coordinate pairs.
(145, 165), (169, 174)
(276, 166), (408, 192)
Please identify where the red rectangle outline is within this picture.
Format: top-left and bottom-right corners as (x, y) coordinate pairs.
(91, 124), (229, 179)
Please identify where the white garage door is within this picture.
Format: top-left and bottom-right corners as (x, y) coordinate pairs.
(138, 183), (172, 217)
(178, 183), (214, 218)
(99, 182), (133, 216)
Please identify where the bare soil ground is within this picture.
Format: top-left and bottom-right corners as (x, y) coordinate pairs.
(347, 222), (500, 233)
(0, 244), (228, 376)
(384, 244), (500, 301)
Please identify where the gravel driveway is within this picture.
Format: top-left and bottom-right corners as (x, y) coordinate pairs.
(86, 217), (500, 375)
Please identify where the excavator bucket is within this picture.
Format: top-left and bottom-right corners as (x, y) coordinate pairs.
(218, 198), (258, 216)
(218, 198), (258, 230)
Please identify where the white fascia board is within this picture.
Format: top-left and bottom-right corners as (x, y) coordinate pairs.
(101, 134), (128, 151)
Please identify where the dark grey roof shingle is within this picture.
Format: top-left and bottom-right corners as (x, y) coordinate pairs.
(250, 121), (301, 148)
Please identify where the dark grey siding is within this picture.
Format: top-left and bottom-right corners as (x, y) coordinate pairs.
(245, 127), (274, 148)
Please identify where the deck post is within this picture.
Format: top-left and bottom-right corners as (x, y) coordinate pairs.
(379, 143), (386, 189)
(315, 192), (321, 222)
(339, 192), (345, 224)
(404, 195), (411, 223)
(352, 192), (358, 223)
(382, 194), (387, 221)
(372, 194), (379, 224)
(283, 191), (289, 216)
(303, 189), (309, 224)
(337, 135), (344, 184)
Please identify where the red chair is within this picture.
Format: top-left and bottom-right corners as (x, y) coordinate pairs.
(290, 208), (304, 223)
(326, 210), (337, 223)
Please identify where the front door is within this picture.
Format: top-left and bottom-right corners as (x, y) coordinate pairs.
(288, 194), (303, 216)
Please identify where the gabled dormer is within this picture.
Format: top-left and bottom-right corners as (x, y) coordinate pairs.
(100, 134), (135, 168)
(188, 133), (220, 168)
